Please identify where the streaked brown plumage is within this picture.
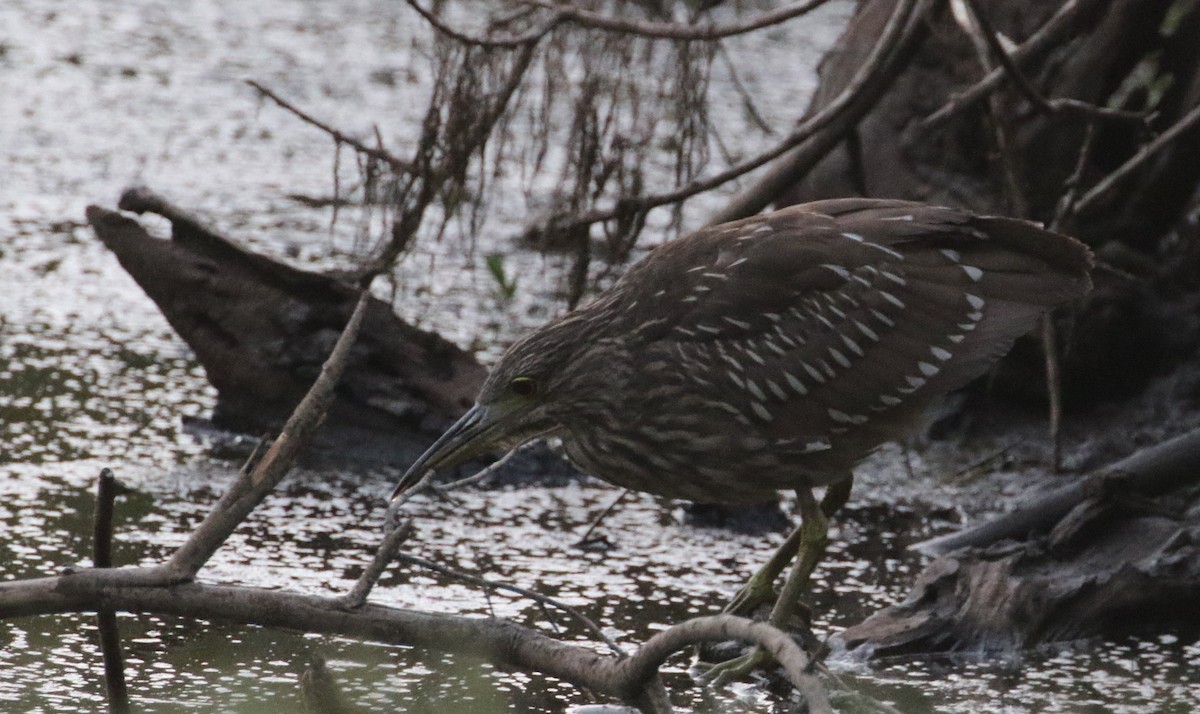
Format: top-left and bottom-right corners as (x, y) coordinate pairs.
(392, 198), (1092, 674)
(392, 198), (1092, 504)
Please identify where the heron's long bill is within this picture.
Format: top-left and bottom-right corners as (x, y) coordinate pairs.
(390, 404), (494, 500)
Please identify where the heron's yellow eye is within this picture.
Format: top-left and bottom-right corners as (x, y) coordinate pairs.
(510, 376), (538, 398)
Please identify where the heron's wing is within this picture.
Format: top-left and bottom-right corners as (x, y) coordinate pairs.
(616, 199), (1091, 454)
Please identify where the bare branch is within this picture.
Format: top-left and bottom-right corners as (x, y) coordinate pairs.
(92, 468), (121, 570)
(0, 570), (827, 712)
(615, 615), (829, 713)
(339, 520), (415, 610)
(403, 0), (836, 47)
(1075, 102), (1200, 216)
(165, 291), (372, 579)
(919, 0), (1104, 130)
(959, 0), (1149, 127)
(246, 80), (410, 171)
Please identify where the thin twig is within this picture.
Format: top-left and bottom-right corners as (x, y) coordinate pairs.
(404, 0), (834, 47)
(360, 42), (539, 276)
(1041, 315), (1063, 472)
(1052, 122), (1097, 229)
(433, 445), (528, 494)
(1075, 102), (1200, 215)
(955, 0), (1025, 216)
(715, 42), (774, 135)
(385, 445), (530, 524)
(394, 552), (627, 656)
(575, 488), (631, 548)
(340, 521), (415, 610)
(246, 80), (410, 171)
(943, 440), (1025, 485)
(1039, 123), (1097, 472)
(530, 0), (835, 41)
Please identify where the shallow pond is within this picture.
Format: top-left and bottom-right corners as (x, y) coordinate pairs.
(2, 1), (1200, 712)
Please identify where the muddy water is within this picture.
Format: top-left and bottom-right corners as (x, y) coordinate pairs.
(2, 1), (1200, 712)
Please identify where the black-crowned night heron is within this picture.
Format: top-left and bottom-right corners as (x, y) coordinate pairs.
(391, 198), (1092, 668)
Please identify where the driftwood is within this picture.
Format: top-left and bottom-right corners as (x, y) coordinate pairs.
(837, 427), (1200, 658)
(86, 187), (486, 464)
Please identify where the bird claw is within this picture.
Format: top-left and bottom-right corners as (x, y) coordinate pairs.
(696, 647), (772, 687)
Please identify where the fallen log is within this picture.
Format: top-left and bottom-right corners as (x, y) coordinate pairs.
(86, 187), (487, 465)
(836, 427), (1200, 658)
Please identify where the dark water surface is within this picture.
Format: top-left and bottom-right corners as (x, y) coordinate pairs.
(3, 1), (1200, 712)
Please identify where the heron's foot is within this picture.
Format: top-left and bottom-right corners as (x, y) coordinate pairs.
(697, 646), (772, 687)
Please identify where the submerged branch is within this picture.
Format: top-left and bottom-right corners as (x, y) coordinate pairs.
(92, 468), (130, 714)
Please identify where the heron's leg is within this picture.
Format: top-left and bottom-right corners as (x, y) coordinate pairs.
(723, 518), (807, 616)
(766, 487), (830, 629)
(821, 476), (853, 520)
(703, 485), (846, 685)
(723, 477), (852, 617)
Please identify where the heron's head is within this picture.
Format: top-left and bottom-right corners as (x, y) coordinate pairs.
(389, 312), (621, 499)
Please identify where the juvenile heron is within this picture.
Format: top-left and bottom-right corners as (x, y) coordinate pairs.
(391, 198), (1091, 650)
